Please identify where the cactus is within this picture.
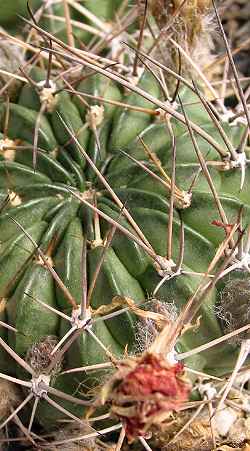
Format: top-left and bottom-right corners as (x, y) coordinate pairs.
(0, 1), (250, 449)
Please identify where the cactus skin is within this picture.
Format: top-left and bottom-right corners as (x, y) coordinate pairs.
(0, 1), (249, 446)
(0, 1), (41, 25)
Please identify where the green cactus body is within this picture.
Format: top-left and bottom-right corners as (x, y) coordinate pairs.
(0, 0), (41, 25)
(0, 8), (249, 437)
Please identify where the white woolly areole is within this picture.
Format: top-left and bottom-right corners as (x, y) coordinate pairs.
(156, 256), (176, 271)
(228, 250), (250, 273)
(221, 109), (236, 124)
(182, 190), (192, 208)
(166, 348), (178, 364)
(37, 79), (57, 92)
(233, 369), (250, 390)
(239, 252), (250, 269)
(198, 382), (217, 400)
(0, 298), (6, 313)
(8, 190), (22, 206)
(224, 152), (246, 194)
(86, 105), (104, 129)
(71, 307), (92, 329)
(242, 398), (250, 414)
(230, 152), (247, 169)
(0, 138), (16, 160)
(234, 103), (249, 126)
(37, 80), (58, 112)
(213, 405), (238, 437)
(91, 238), (104, 248)
(154, 256), (176, 277)
(221, 107), (248, 127)
(31, 374), (51, 398)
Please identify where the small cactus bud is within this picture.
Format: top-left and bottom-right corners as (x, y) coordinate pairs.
(101, 353), (191, 442)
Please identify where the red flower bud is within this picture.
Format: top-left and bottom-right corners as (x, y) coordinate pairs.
(109, 353), (191, 442)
